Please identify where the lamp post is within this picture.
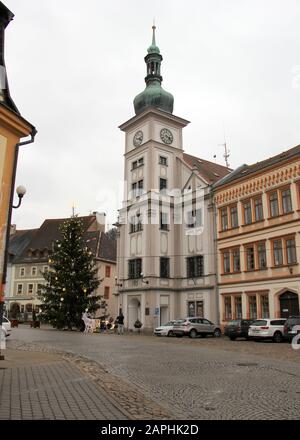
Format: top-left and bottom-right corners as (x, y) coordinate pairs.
(0, 186), (26, 361)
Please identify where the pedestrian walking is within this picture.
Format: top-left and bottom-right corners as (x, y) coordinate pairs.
(117, 312), (124, 335)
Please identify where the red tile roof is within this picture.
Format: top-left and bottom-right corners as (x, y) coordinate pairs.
(182, 153), (232, 184)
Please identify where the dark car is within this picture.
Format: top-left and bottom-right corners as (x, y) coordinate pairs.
(224, 319), (254, 340)
(283, 316), (300, 341)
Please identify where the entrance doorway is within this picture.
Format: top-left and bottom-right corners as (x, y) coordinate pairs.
(128, 298), (141, 329)
(279, 291), (299, 318)
(160, 306), (169, 325)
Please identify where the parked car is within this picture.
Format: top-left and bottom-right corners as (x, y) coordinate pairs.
(154, 320), (185, 337)
(283, 316), (300, 341)
(248, 318), (286, 343)
(224, 319), (254, 340)
(173, 317), (221, 338)
(1, 316), (12, 337)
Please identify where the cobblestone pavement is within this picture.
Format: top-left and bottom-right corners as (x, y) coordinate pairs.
(0, 349), (129, 420)
(6, 327), (300, 420)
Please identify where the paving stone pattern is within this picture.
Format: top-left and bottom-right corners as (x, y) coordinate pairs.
(6, 328), (300, 420)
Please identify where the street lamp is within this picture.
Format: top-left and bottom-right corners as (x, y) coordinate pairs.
(12, 185), (26, 209)
(140, 273), (149, 285)
(115, 277), (123, 288)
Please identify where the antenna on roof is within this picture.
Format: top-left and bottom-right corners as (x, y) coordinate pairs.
(218, 124), (231, 168)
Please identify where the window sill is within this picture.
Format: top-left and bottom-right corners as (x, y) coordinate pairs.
(129, 230), (143, 235)
(267, 211), (294, 220)
(271, 263), (298, 269)
(131, 164), (144, 171)
(221, 271), (241, 275)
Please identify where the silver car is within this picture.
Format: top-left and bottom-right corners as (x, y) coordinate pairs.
(173, 317), (222, 338)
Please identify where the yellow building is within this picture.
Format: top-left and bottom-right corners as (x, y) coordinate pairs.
(0, 3), (36, 309)
(214, 145), (300, 328)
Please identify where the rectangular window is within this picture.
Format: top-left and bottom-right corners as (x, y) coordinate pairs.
(281, 188), (292, 214)
(105, 266), (111, 278)
(132, 158), (143, 170)
(254, 196), (264, 221)
(43, 266), (49, 273)
(104, 286), (110, 299)
(286, 238), (297, 264)
(235, 296), (242, 319)
(160, 257), (170, 278)
(20, 267), (25, 277)
(269, 192), (279, 217)
(246, 246), (255, 270)
(224, 296), (232, 320)
(243, 201), (252, 225)
(32, 267), (37, 276)
(160, 212), (169, 231)
(17, 284), (23, 295)
(223, 251), (231, 273)
(186, 209), (202, 228)
(37, 284), (42, 295)
(186, 256), (204, 278)
(159, 156), (168, 166)
(273, 240), (283, 266)
(249, 296), (257, 319)
(128, 259), (142, 279)
(220, 207), (228, 231)
(230, 205), (238, 228)
(28, 284), (34, 294)
(130, 215), (143, 233)
(159, 178), (167, 191)
(261, 295), (269, 318)
(257, 242), (267, 269)
(232, 249), (240, 272)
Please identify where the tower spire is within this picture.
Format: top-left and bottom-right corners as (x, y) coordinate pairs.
(133, 24), (174, 115)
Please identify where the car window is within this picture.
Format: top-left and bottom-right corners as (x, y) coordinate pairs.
(287, 318), (300, 326)
(270, 319), (286, 326)
(2, 317), (8, 323)
(229, 320), (241, 325)
(202, 319), (211, 324)
(189, 318), (197, 324)
(241, 320), (250, 325)
(251, 320), (267, 326)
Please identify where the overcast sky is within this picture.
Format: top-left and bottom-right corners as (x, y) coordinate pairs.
(5, 0), (300, 230)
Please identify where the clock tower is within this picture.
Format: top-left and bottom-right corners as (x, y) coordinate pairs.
(116, 27), (226, 332)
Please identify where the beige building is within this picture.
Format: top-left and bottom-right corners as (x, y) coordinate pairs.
(116, 27), (230, 331)
(6, 214), (117, 320)
(214, 145), (300, 328)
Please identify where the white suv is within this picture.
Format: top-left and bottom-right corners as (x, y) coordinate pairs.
(1, 316), (12, 337)
(248, 318), (286, 343)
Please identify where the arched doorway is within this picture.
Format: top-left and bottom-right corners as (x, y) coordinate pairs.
(128, 298), (141, 329)
(279, 291), (299, 318)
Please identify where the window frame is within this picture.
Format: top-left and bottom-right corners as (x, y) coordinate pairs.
(186, 256), (204, 278)
(160, 257), (170, 278)
(159, 156), (168, 166)
(254, 196), (264, 222)
(128, 258), (142, 279)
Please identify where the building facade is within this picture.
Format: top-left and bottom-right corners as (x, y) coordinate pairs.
(214, 145), (300, 328)
(0, 2), (36, 321)
(116, 27), (230, 331)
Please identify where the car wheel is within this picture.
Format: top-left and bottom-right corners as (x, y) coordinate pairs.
(230, 336), (236, 341)
(189, 329), (197, 339)
(213, 328), (221, 338)
(168, 330), (174, 337)
(273, 331), (283, 343)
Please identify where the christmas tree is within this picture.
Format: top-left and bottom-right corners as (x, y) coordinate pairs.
(39, 216), (102, 330)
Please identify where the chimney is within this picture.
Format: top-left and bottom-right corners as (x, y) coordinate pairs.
(93, 211), (106, 232)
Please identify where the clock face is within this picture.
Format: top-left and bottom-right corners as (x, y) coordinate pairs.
(160, 128), (173, 145)
(133, 130), (143, 147)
